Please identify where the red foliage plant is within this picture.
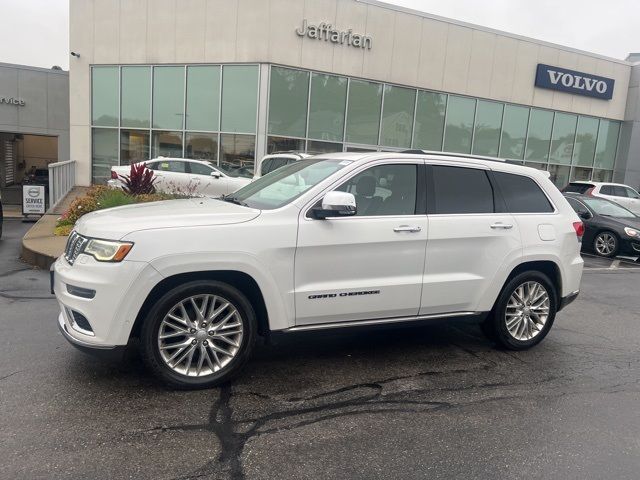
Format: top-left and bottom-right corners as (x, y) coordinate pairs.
(120, 163), (156, 195)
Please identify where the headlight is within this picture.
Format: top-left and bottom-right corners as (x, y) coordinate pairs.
(624, 227), (639, 238)
(84, 239), (133, 262)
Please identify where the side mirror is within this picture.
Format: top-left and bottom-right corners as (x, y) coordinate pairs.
(312, 191), (357, 219)
(579, 211), (592, 220)
(210, 171), (222, 179)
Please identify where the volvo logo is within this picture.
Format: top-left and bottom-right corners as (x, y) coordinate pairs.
(535, 64), (614, 100)
(27, 187), (41, 198)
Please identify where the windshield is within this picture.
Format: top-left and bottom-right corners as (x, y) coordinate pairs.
(582, 197), (636, 218)
(226, 159), (350, 209)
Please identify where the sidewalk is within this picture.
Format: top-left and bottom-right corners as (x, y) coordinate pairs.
(21, 187), (90, 269)
(3, 204), (24, 218)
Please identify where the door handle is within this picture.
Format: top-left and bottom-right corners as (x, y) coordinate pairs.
(490, 223), (513, 230)
(394, 225), (422, 233)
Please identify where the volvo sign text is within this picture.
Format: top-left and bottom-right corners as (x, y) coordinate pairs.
(535, 64), (614, 100)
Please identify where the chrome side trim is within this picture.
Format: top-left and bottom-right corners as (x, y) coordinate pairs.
(283, 311), (478, 332)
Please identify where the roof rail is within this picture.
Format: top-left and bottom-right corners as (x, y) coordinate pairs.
(399, 149), (507, 163)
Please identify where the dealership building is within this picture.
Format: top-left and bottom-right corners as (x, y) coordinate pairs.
(69, 0), (640, 188)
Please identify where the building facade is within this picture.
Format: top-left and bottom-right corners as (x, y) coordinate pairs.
(0, 63), (69, 203)
(70, 0), (637, 188)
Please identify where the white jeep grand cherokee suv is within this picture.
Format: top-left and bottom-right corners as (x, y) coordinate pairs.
(53, 153), (584, 389)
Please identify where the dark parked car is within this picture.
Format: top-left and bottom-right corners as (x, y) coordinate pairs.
(564, 193), (640, 258)
(0, 191), (3, 239)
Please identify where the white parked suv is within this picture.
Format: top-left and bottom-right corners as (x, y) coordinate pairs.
(108, 158), (252, 196)
(53, 152), (584, 388)
(563, 181), (640, 215)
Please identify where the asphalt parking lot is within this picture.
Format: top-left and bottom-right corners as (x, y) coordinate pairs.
(1, 217), (640, 480)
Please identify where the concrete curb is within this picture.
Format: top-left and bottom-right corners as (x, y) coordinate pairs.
(21, 213), (67, 269)
(20, 186), (90, 269)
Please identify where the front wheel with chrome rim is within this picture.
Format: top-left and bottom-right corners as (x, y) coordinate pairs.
(593, 231), (618, 258)
(481, 271), (557, 350)
(141, 280), (256, 389)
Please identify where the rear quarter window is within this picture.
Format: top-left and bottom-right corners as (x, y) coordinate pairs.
(493, 171), (554, 213)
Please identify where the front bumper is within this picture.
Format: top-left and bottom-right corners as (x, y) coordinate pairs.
(53, 254), (164, 348)
(57, 312), (126, 361)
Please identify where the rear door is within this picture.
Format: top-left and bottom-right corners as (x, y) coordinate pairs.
(420, 164), (521, 315)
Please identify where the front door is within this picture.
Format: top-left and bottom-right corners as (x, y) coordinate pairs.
(294, 161), (427, 325)
(420, 165), (522, 315)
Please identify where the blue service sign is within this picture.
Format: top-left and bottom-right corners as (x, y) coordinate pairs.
(535, 64), (614, 100)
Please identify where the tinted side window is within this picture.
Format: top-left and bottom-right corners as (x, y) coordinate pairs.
(146, 162), (158, 170)
(431, 166), (494, 214)
(600, 185), (615, 195)
(336, 164), (417, 216)
(613, 186), (629, 197)
(189, 162), (213, 176)
(493, 172), (554, 213)
(563, 183), (594, 194)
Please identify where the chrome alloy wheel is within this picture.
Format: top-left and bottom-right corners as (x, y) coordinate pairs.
(595, 233), (616, 256)
(505, 281), (550, 341)
(158, 295), (244, 377)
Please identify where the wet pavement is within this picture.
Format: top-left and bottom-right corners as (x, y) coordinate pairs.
(1, 218), (639, 479)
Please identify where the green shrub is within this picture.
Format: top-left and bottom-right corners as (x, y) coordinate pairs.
(96, 189), (136, 210)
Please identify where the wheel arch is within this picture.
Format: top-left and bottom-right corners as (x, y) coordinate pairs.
(130, 270), (270, 340)
(503, 260), (562, 302)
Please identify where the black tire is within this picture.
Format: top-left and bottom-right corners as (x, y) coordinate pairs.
(481, 271), (557, 350)
(141, 280), (257, 389)
(592, 231), (619, 258)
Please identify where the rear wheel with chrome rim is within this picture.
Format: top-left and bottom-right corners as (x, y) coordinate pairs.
(141, 280), (256, 389)
(481, 271), (557, 350)
(593, 231), (618, 258)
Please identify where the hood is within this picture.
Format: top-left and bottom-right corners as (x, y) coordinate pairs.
(601, 215), (640, 230)
(74, 197), (260, 240)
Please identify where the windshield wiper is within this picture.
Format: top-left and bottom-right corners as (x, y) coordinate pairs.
(220, 194), (248, 207)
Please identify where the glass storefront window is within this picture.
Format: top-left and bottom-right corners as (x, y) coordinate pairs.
(120, 129), (150, 165)
(593, 169), (613, 182)
(572, 116), (598, 167)
(571, 167), (592, 181)
(413, 91), (446, 151)
(345, 79), (383, 145)
(548, 164), (571, 188)
(549, 113), (577, 165)
(152, 131), (183, 158)
(443, 95), (475, 154)
(221, 134), (255, 173)
(221, 65), (258, 134)
(524, 161), (547, 171)
(473, 100), (503, 157)
(268, 67), (309, 138)
(499, 105), (529, 160)
(594, 120), (620, 169)
(92, 128), (118, 183)
(92, 67), (118, 127)
(307, 140), (343, 153)
(525, 109), (553, 162)
(185, 132), (218, 161)
(121, 66), (151, 128)
(153, 66), (184, 130)
(186, 66), (220, 132)
(308, 73), (347, 142)
(267, 136), (305, 154)
(380, 85), (415, 148)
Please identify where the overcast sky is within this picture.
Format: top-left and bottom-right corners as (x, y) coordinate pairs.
(0, 0), (637, 71)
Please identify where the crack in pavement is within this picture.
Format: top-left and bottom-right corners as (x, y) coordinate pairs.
(151, 363), (566, 480)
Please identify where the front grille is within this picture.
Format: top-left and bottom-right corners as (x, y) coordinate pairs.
(64, 231), (89, 265)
